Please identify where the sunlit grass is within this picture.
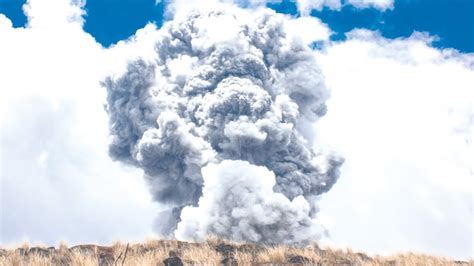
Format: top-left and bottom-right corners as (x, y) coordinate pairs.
(0, 239), (470, 266)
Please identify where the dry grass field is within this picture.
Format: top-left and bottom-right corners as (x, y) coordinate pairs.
(0, 238), (471, 266)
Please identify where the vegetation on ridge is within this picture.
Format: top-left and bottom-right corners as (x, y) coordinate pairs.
(0, 238), (471, 265)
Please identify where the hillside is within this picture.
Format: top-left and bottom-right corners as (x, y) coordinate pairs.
(0, 239), (471, 265)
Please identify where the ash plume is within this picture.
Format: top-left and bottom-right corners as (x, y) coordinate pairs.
(104, 4), (343, 245)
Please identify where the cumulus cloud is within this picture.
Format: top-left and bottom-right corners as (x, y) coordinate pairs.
(314, 30), (474, 259)
(0, 0), (159, 245)
(23, 0), (86, 27)
(103, 4), (343, 243)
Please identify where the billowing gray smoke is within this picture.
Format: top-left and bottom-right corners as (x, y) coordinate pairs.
(104, 4), (343, 245)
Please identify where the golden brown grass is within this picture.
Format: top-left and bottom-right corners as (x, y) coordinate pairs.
(0, 239), (471, 266)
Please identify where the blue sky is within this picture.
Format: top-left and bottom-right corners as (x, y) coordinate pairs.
(1, 0), (473, 52)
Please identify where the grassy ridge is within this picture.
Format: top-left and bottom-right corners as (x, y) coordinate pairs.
(0, 238), (471, 265)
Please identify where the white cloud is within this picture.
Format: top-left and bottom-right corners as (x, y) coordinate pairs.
(314, 30), (473, 259)
(0, 0), (159, 246)
(285, 16), (331, 44)
(165, 0), (331, 44)
(295, 0), (394, 15)
(23, 0), (86, 28)
(164, 0), (394, 17)
(296, 0), (342, 14)
(347, 0), (393, 10)
(0, 14), (13, 29)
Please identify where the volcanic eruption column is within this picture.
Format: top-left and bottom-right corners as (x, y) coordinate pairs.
(104, 5), (343, 245)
